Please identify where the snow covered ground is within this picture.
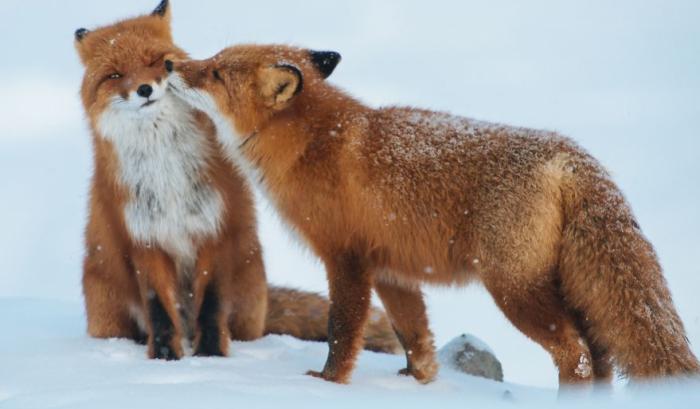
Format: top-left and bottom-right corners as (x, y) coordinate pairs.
(2, 298), (699, 408)
(1, 0), (699, 406)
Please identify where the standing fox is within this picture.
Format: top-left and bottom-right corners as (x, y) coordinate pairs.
(75, 0), (399, 360)
(168, 44), (700, 385)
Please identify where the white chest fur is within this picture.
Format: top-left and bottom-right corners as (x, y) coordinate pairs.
(98, 95), (224, 266)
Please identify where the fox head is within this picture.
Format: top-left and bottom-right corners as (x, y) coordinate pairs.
(74, 0), (187, 125)
(167, 44), (341, 139)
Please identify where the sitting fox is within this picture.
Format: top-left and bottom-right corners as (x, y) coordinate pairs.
(167, 43), (699, 386)
(74, 0), (399, 360)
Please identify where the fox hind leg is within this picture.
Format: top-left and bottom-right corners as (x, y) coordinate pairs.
(484, 272), (595, 387)
(573, 312), (614, 384)
(83, 259), (144, 341)
(590, 338), (613, 385)
(226, 252), (267, 342)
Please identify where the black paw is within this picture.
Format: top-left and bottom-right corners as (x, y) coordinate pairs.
(152, 341), (180, 360)
(194, 328), (224, 357)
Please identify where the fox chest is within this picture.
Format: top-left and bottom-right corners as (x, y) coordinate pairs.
(100, 110), (224, 263)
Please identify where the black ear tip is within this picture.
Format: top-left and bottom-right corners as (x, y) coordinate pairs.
(330, 51), (342, 62)
(152, 0), (169, 16)
(75, 28), (89, 41)
(310, 50), (341, 79)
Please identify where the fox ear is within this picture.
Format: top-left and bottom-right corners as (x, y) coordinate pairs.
(74, 28), (90, 42)
(152, 0), (170, 18)
(309, 50), (341, 79)
(74, 28), (91, 63)
(259, 64), (303, 109)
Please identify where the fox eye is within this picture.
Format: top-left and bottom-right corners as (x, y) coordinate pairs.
(212, 70), (223, 81)
(108, 73), (122, 80)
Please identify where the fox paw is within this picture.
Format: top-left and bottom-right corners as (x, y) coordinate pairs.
(193, 329), (227, 357)
(398, 365), (437, 384)
(306, 370), (349, 384)
(149, 335), (183, 361)
(150, 343), (182, 361)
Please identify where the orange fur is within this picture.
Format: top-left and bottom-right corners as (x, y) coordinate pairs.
(169, 44), (700, 385)
(76, 1), (399, 360)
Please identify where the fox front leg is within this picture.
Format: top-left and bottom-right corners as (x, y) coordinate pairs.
(307, 251), (372, 383)
(374, 280), (438, 383)
(132, 248), (184, 360)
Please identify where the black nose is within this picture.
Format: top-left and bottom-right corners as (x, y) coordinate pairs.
(164, 60), (174, 73)
(136, 84), (153, 98)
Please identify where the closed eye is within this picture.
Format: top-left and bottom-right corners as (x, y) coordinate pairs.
(107, 73), (122, 80)
(149, 54), (165, 68)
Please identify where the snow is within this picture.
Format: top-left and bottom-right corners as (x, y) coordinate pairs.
(1, 0), (700, 407)
(0, 299), (698, 408)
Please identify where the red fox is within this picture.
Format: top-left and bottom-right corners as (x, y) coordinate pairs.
(74, 0), (399, 360)
(167, 44), (700, 385)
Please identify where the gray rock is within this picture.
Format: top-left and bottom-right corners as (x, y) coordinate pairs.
(438, 333), (504, 382)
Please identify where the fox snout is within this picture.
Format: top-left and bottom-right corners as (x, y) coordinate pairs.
(165, 59), (221, 118)
(130, 80), (164, 109)
(165, 58), (210, 89)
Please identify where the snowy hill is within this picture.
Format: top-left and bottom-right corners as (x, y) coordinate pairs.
(0, 0), (699, 406)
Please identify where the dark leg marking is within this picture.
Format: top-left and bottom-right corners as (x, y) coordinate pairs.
(149, 295), (178, 360)
(134, 328), (148, 346)
(195, 285), (224, 356)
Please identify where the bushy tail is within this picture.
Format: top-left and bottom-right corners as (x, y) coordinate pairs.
(558, 159), (699, 379)
(265, 286), (402, 354)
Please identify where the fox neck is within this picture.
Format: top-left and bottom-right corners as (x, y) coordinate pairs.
(248, 87), (365, 186)
(233, 87), (371, 250)
(95, 94), (224, 267)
